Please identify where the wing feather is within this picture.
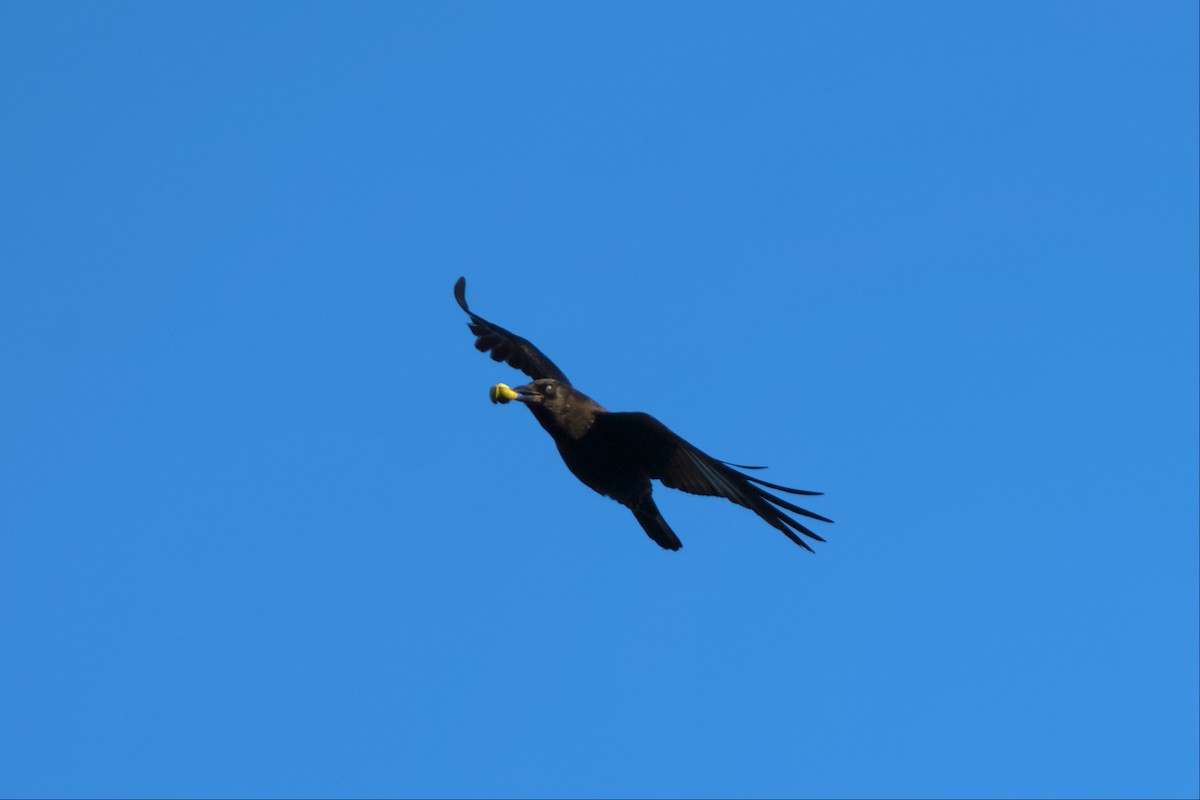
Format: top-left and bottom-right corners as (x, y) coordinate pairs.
(594, 412), (831, 550)
(454, 277), (570, 384)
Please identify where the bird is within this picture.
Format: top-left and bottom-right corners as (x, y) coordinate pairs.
(454, 276), (831, 552)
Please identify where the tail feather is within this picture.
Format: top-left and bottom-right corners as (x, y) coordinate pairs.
(632, 500), (682, 551)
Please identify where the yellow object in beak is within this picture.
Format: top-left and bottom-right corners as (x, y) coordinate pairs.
(489, 383), (519, 404)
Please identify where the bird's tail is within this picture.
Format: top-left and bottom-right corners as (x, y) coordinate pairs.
(632, 499), (682, 551)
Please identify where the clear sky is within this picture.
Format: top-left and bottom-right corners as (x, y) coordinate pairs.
(1, 3), (1196, 798)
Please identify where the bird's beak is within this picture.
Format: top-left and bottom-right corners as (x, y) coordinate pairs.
(512, 382), (543, 403)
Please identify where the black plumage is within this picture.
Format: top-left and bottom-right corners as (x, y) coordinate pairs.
(454, 277), (831, 552)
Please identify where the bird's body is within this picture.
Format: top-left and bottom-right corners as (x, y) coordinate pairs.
(538, 393), (682, 549)
(455, 277), (831, 552)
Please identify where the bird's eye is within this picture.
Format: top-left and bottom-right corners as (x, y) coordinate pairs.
(542, 382), (554, 395)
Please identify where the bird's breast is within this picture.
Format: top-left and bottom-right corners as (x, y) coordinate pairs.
(555, 424), (648, 504)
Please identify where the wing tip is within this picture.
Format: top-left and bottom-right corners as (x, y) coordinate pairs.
(454, 276), (469, 313)
(721, 460), (768, 470)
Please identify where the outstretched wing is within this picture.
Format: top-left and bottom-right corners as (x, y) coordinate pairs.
(592, 412), (832, 551)
(454, 277), (570, 384)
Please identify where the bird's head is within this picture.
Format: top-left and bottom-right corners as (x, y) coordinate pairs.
(488, 378), (569, 410)
(489, 378), (602, 439)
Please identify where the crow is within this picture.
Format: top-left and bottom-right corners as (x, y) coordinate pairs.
(454, 277), (831, 552)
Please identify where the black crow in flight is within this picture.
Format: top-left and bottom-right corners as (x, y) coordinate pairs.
(455, 277), (831, 552)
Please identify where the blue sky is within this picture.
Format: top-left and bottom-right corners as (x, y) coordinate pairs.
(1, 2), (1196, 798)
